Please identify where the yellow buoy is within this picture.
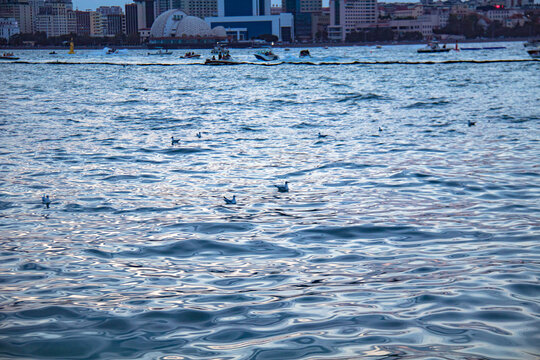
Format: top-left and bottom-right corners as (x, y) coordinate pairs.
(68, 38), (75, 54)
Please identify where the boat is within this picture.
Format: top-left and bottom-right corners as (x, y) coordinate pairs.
(211, 43), (228, 54)
(180, 51), (201, 59)
(147, 48), (172, 56)
(254, 49), (279, 61)
(106, 48), (119, 54)
(527, 48), (540, 59)
(524, 39), (540, 48)
(299, 49), (311, 57)
(417, 42), (451, 53)
(204, 58), (239, 65)
(0, 52), (19, 60)
(49, 51), (57, 55)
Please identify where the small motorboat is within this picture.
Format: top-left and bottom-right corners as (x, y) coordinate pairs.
(417, 42), (451, 53)
(299, 49), (311, 57)
(254, 49), (279, 61)
(0, 52), (19, 60)
(49, 51), (57, 55)
(527, 48), (540, 59)
(106, 48), (119, 54)
(148, 48), (172, 55)
(204, 58), (239, 65)
(180, 51), (201, 59)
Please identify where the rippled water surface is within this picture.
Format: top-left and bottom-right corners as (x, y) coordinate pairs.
(0, 43), (539, 359)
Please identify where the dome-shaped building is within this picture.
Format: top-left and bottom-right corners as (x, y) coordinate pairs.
(149, 9), (227, 48)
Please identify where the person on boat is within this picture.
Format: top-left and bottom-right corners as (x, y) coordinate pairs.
(212, 55), (216, 60)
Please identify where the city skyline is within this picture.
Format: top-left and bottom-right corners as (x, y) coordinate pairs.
(72, 0), (416, 12)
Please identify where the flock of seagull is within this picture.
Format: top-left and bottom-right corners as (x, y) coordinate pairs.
(41, 122), (476, 209)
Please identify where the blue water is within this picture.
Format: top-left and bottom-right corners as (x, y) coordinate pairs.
(0, 43), (539, 359)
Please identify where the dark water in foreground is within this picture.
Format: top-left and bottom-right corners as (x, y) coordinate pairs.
(0, 44), (539, 359)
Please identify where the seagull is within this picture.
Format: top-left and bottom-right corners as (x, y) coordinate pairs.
(379, 126), (383, 132)
(196, 132), (202, 138)
(223, 195), (236, 204)
(42, 195), (51, 209)
(318, 132), (328, 138)
(171, 136), (180, 145)
(468, 120), (476, 127)
(274, 181), (289, 193)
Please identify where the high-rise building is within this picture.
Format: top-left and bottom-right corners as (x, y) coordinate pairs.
(125, 2), (137, 34)
(0, 0), (32, 33)
(35, 0), (73, 37)
(89, 10), (102, 35)
(0, 16), (20, 39)
(328, 0), (377, 41)
(74, 9), (89, 36)
(282, 0), (322, 40)
(180, 0), (217, 18)
(217, 0), (270, 17)
(134, 0), (155, 30)
(103, 13), (123, 35)
(96, 5), (122, 15)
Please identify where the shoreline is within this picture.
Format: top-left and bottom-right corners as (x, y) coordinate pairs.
(0, 37), (531, 50)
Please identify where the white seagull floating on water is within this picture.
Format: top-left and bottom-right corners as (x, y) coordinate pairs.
(274, 181), (289, 193)
(223, 195), (236, 204)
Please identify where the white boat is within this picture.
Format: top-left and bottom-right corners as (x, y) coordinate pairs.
(148, 48), (172, 56)
(417, 42), (451, 53)
(254, 49), (279, 61)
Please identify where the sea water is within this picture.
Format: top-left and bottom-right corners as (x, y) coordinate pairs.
(0, 43), (539, 359)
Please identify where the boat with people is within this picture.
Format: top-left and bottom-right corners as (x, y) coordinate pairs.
(417, 42), (451, 53)
(180, 51), (201, 59)
(211, 43), (228, 54)
(49, 51), (57, 55)
(147, 48), (172, 56)
(0, 52), (19, 60)
(254, 49), (279, 61)
(299, 49), (311, 57)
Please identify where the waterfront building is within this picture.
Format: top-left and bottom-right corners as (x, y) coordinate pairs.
(0, 16), (19, 39)
(134, 0), (155, 32)
(148, 9), (225, 47)
(35, 0), (73, 37)
(96, 5), (122, 15)
(179, 0), (217, 18)
(205, 12), (293, 42)
(328, 0), (378, 41)
(217, 0), (270, 17)
(74, 9), (89, 35)
(89, 10), (102, 36)
(282, 0), (322, 41)
(0, 0), (32, 33)
(125, 2), (137, 34)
